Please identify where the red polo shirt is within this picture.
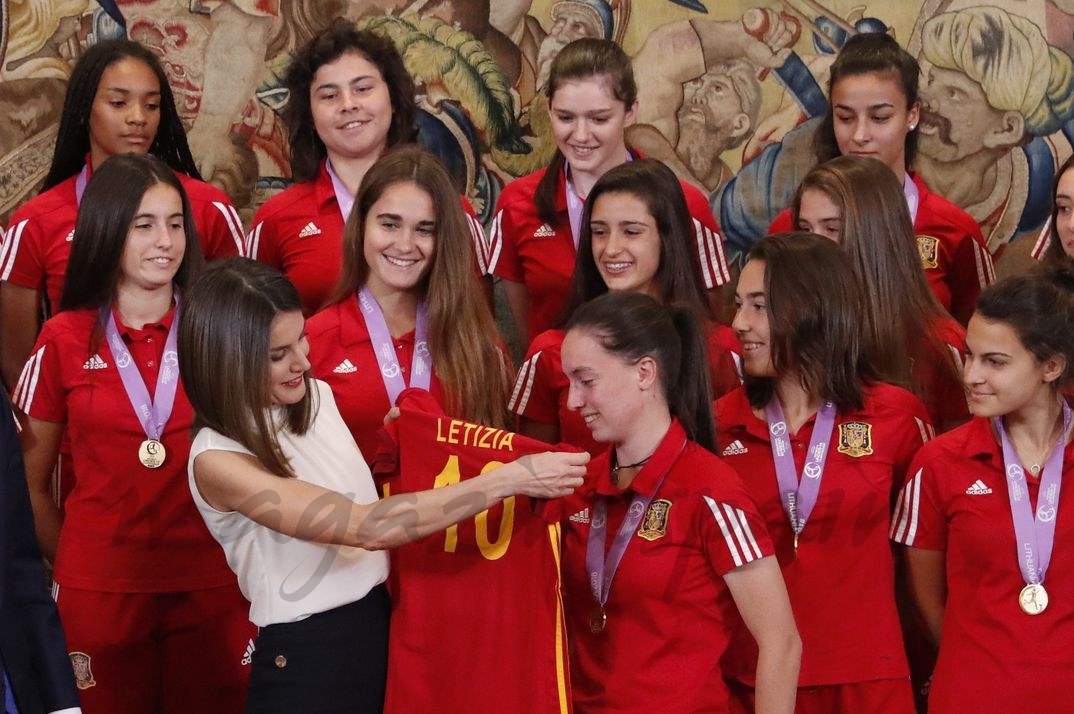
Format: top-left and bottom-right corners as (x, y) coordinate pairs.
(715, 383), (931, 686)
(10, 307), (234, 592)
(561, 419), (773, 713)
(247, 161), (487, 315)
(1, 167), (243, 312)
(489, 158), (730, 340)
(306, 297), (446, 463)
(510, 324), (741, 453)
(769, 173), (994, 323)
(891, 417), (1074, 713)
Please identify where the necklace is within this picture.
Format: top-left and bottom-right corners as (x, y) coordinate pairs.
(1014, 407), (1068, 477)
(610, 449), (656, 485)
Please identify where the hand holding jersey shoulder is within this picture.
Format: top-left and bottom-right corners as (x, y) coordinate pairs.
(502, 450), (589, 499)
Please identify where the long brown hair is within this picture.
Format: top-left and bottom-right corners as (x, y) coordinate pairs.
(179, 258), (314, 479)
(792, 156), (959, 396)
(561, 159), (712, 323)
(744, 233), (880, 411)
(535, 38), (637, 226)
(331, 146), (510, 427)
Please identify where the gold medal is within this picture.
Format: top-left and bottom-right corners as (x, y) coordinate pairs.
(589, 606), (606, 634)
(138, 439), (166, 469)
(1019, 583), (1049, 615)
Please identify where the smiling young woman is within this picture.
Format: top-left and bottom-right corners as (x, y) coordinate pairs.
(717, 232), (931, 714)
(0, 39), (243, 392)
(768, 32), (994, 324)
(488, 38), (729, 349)
(246, 21), (487, 316)
(892, 266), (1074, 713)
(10, 155), (252, 714)
(305, 146), (508, 462)
(509, 159), (741, 451)
(557, 291), (799, 714)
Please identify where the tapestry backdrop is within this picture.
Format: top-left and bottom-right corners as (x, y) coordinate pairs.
(1, 0), (1070, 272)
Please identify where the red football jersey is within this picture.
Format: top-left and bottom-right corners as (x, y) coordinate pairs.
(375, 388), (572, 714)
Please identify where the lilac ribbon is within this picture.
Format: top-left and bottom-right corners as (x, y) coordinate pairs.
(325, 158), (355, 222)
(564, 172), (585, 250)
(903, 173), (920, 224)
(994, 401), (1072, 587)
(356, 287), (431, 406)
(765, 399), (838, 538)
(75, 165), (89, 206)
(585, 435), (682, 610)
(103, 304), (181, 442)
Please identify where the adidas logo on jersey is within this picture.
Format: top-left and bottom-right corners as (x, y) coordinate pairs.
(721, 440), (748, 456)
(241, 639), (255, 666)
(65, 230), (75, 242)
(298, 221), (322, 238)
(532, 223), (556, 238)
(333, 359), (357, 374)
(82, 354), (108, 370)
(569, 508), (590, 524)
(965, 479), (993, 495)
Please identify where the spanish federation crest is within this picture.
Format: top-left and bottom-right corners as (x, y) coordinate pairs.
(916, 234), (940, 270)
(70, 651), (96, 689)
(837, 421), (874, 457)
(637, 499), (672, 541)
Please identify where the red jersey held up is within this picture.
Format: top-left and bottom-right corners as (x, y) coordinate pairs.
(373, 388), (573, 714)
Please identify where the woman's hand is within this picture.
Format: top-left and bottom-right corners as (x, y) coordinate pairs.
(501, 450), (589, 499)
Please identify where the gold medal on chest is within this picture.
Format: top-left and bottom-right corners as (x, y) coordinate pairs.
(138, 439), (166, 469)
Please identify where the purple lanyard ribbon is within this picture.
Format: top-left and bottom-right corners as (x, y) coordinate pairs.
(103, 303), (181, 441)
(356, 287), (431, 406)
(75, 164), (89, 206)
(903, 173), (920, 224)
(766, 399), (837, 537)
(585, 437), (682, 609)
(325, 158), (355, 222)
(995, 401), (1072, 586)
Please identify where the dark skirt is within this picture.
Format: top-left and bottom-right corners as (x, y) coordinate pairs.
(246, 585), (390, 714)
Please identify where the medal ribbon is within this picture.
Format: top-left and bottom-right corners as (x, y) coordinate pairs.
(356, 287), (431, 406)
(903, 173), (920, 224)
(585, 435), (684, 611)
(994, 400), (1072, 587)
(765, 398), (838, 538)
(102, 302), (181, 442)
(75, 164), (90, 206)
(326, 158), (356, 222)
